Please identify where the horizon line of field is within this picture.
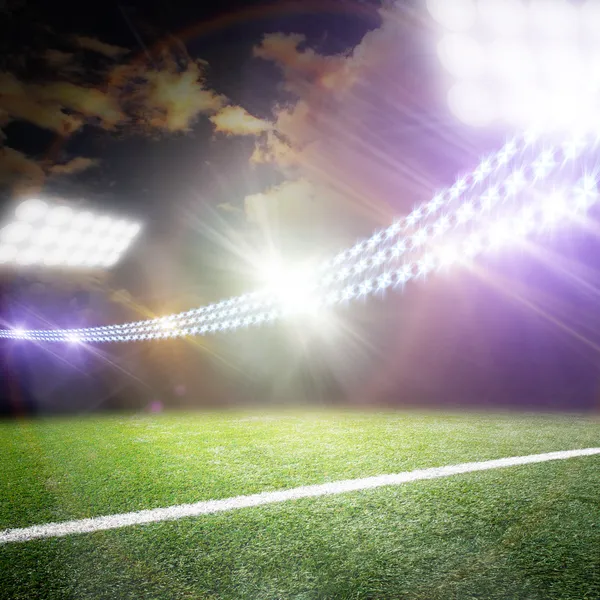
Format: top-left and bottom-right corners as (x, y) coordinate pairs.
(1, 447), (599, 544)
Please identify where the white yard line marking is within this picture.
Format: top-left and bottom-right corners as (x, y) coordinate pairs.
(1, 447), (599, 544)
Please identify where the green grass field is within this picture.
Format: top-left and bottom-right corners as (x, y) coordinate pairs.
(0, 410), (599, 599)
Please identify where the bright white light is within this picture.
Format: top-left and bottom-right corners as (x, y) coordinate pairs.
(538, 43), (583, 87)
(126, 223), (141, 238)
(17, 247), (43, 265)
(0, 245), (17, 263)
(540, 93), (591, 132)
(85, 253), (105, 267)
(437, 244), (461, 267)
(98, 237), (117, 251)
(574, 174), (598, 209)
(36, 226), (60, 246)
(66, 251), (87, 266)
(93, 216), (113, 233)
(112, 220), (129, 235)
(478, 0), (526, 37)
(103, 253), (120, 267)
(1, 222), (32, 244)
(44, 248), (68, 266)
(15, 199), (48, 222)
(73, 211), (95, 230)
(56, 230), (82, 248)
(543, 190), (569, 223)
(426, 0), (476, 32)
(79, 233), (102, 248)
(529, 0), (578, 38)
(259, 257), (319, 315)
(488, 221), (512, 248)
(47, 206), (73, 226)
(112, 239), (130, 253)
(431, 0), (600, 131)
(515, 207), (537, 236)
(437, 34), (485, 79)
(489, 39), (534, 83)
(582, 2), (600, 41)
(501, 86), (544, 129)
(464, 233), (483, 257)
(448, 81), (496, 126)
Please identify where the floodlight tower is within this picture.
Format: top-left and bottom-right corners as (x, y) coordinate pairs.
(426, 0), (600, 132)
(0, 198), (142, 270)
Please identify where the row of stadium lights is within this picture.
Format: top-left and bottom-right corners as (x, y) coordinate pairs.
(1, 129), (598, 344)
(0, 200), (142, 269)
(317, 130), (542, 277)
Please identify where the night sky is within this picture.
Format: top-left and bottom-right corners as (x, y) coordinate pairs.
(1, 0), (600, 414)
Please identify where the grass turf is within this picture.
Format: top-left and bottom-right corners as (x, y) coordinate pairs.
(0, 410), (598, 599)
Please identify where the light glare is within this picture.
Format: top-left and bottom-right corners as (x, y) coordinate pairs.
(448, 81), (495, 126)
(73, 211), (95, 230)
(478, 0), (526, 36)
(0, 245), (17, 263)
(15, 199), (48, 222)
(1, 222), (31, 244)
(529, 0), (578, 38)
(426, 0), (476, 32)
(437, 34), (485, 79)
(36, 226), (60, 246)
(47, 206), (73, 226)
(432, 0), (600, 131)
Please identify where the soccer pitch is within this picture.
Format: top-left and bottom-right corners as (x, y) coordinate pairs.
(0, 411), (598, 599)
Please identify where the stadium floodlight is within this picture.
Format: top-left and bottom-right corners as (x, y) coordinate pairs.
(258, 257), (320, 316)
(0, 198), (142, 270)
(428, 0), (600, 131)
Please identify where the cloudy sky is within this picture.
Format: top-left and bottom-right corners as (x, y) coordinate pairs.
(0, 0), (500, 321)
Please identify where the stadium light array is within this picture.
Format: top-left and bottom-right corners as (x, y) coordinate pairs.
(1, 128), (599, 343)
(0, 199), (142, 270)
(427, 0), (600, 130)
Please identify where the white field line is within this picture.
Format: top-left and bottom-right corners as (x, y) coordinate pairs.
(1, 447), (599, 544)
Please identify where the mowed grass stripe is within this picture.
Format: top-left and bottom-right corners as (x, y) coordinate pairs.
(2, 447), (599, 543)
(1, 411), (599, 530)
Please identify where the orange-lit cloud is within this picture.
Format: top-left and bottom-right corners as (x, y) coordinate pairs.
(253, 31), (367, 97)
(142, 63), (225, 132)
(48, 156), (99, 176)
(34, 81), (124, 129)
(248, 5), (435, 237)
(109, 41), (226, 133)
(72, 36), (128, 59)
(210, 106), (272, 136)
(0, 146), (45, 193)
(0, 72), (83, 134)
(250, 129), (299, 168)
(3, 31), (229, 141)
(1, 31), (232, 194)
